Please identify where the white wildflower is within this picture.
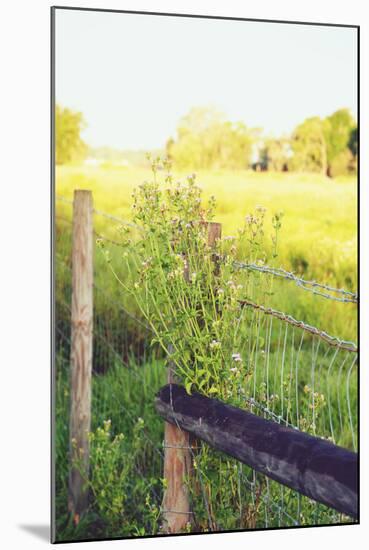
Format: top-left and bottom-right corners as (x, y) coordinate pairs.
(210, 340), (221, 350)
(223, 236), (236, 241)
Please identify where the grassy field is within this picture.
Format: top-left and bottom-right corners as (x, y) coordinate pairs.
(56, 164), (357, 341)
(56, 164), (357, 282)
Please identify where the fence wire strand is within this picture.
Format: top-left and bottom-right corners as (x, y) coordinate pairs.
(234, 261), (358, 303)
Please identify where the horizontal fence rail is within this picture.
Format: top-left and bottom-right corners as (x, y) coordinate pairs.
(155, 384), (358, 519)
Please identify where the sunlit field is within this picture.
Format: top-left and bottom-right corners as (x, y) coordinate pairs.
(56, 164), (357, 341)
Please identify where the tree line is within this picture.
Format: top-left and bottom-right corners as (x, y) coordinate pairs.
(55, 104), (357, 177)
(166, 106), (357, 177)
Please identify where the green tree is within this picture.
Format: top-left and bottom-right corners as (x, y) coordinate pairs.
(260, 137), (290, 172)
(55, 105), (87, 165)
(323, 108), (356, 177)
(289, 117), (327, 174)
(167, 106), (254, 170)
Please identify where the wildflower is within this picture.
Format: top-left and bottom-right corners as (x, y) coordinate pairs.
(230, 367), (239, 374)
(210, 340), (221, 350)
(232, 353), (242, 362)
(223, 236), (236, 241)
(227, 280), (236, 292)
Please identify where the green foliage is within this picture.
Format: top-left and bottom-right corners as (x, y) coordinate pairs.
(167, 107), (255, 170)
(289, 109), (357, 177)
(260, 137), (290, 172)
(329, 149), (355, 178)
(76, 418), (158, 537)
(289, 117), (327, 174)
(54, 359), (165, 541)
(324, 109), (356, 164)
(107, 158), (281, 401)
(56, 105), (87, 165)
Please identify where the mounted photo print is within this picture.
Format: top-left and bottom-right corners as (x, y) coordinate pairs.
(51, 6), (359, 543)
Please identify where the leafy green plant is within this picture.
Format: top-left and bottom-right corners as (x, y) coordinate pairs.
(103, 157), (282, 405)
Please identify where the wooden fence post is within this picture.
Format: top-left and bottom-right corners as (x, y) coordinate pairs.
(161, 221), (222, 533)
(68, 190), (94, 523)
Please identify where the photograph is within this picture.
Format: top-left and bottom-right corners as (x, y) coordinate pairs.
(52, 6), (358, 543)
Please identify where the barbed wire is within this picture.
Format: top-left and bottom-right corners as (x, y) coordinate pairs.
(56, 194), (140, 231)
(238, 299), (358, 353)
(234, 262), (357, 304)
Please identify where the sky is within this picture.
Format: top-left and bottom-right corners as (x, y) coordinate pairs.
(55, 9), (357, 151)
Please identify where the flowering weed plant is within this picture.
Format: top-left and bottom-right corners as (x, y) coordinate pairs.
(103, 157), (282, 407)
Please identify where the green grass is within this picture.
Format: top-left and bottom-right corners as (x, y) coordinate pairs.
(54, 355), (167, 541)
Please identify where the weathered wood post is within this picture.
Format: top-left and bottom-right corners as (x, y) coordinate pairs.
(68, 190), (94, 524)
(161, 221), (221, 533)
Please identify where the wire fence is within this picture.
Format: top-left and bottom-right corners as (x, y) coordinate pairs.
(55, 196), (358, 535)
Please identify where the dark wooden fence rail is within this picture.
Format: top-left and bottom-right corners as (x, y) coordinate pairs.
(155, 383), (358, 519)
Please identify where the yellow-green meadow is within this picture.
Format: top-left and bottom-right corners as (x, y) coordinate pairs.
(56, 164), (357, 341)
